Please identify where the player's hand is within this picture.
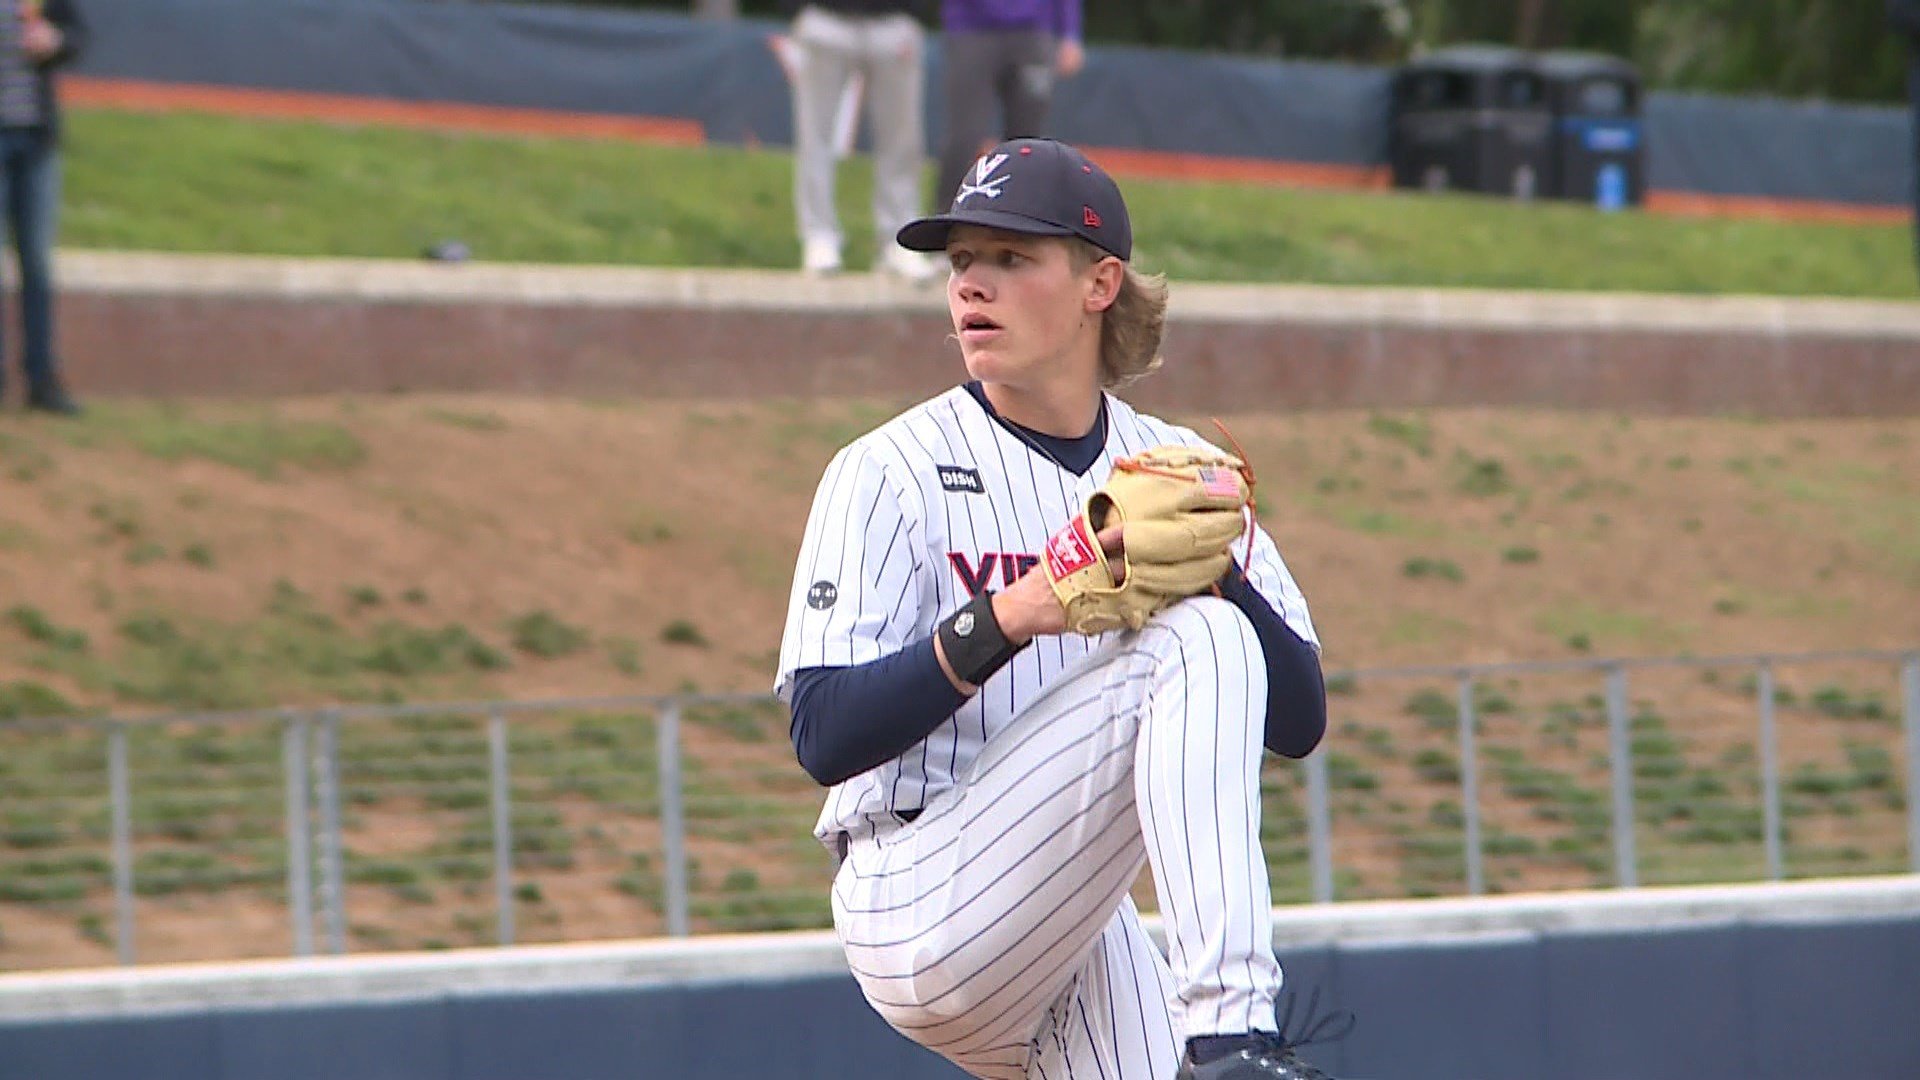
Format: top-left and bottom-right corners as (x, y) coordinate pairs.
(20, 16), (60, 61)
(994, 524), (1121, 643)
(766, 33), (798, 81)
(1056, 38), (1085, 77)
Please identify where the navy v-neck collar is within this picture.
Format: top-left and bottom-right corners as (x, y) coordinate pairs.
(963, 381), (1108, 476)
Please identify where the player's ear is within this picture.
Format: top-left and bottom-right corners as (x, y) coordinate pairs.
(1083, 256), (1124, 314)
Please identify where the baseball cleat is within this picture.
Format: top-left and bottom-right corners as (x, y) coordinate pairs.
(880, 246), (939, 284)
(1174, 1034), (1337, 1080)
(802, 237), (843, 276)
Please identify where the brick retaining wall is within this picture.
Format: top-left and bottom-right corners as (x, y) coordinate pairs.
(54, 251), (1920, 416)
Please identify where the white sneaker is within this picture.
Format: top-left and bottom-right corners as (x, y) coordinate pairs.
(880, 247), (939, 284)
(802, 237), (843, 276)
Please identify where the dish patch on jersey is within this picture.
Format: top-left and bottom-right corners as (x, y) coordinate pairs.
(806, 580), (839, 610)
(939, 466), (985, 494)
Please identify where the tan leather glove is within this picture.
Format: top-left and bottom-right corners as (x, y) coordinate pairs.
(1042, 445), (1252, 635)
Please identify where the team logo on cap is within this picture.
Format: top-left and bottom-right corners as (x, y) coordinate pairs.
(956, 153), (1010, 205)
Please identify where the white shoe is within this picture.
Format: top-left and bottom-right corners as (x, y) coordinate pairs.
(880, 247), (939, 284)
(802, 238), (843, 276)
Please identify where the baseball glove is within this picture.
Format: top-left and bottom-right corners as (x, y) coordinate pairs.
(1041, 444), (1253, 635)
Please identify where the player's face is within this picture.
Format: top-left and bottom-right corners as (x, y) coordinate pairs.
(944, 227), (1103, 389)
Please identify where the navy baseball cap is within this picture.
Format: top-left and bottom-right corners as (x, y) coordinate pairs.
(898, 138), (1132, 261)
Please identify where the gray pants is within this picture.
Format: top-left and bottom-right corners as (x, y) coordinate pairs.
(935, 29), (1056, 210)
(790, 6), (926, 257)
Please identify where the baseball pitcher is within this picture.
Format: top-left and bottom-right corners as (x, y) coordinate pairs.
(777, 138), (1336, 1080)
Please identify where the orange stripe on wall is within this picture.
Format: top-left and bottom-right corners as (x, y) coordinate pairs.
(1050, 145), (1910, 225)
(1643, 189), (1908, 227)
(65, 76), (1908, 226)
(1081, 145), (1392, 191)
(65, 76), (707, 146)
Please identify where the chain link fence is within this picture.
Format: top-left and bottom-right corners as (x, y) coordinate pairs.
(2, 650), (1915, 970)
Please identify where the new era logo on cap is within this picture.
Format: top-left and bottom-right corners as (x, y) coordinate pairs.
(896, 138), (1132, 261)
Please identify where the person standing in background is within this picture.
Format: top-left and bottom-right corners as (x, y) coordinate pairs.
(933, 0), (1083, 209)
(1, 0), (85, 415)
(1892, 0), (1920, 279)
(776, 0), (939, 282)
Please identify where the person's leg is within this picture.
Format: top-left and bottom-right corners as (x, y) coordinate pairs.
(860, 14), (933, 278)
(791, 7), (858, 272)
(935, 30), (1002, 209)
(999, 30), (1057, 139)
(15, 128), (62, 404)
(0, 131), (16, 401)
(1024, 899), (1183, 1080)
(1909, 58), (1920, 280)
(833, 597), (1280, 1075)
(1128, 601), (1282, 1042)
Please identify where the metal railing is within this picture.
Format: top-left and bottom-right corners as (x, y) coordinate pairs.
(1, 649), (1915, 970)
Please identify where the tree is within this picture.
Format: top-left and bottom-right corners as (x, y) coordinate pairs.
(497, 0), (1909, 102)
(1633, 0), (1906, 103)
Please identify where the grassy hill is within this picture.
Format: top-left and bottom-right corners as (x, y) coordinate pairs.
(60, 106), (1914, 296)
(1, 398), (1916, 969)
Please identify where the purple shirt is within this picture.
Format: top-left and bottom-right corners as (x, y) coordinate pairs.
(942, 0), (1081, 41)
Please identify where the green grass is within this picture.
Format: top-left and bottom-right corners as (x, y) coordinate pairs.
(1532, 603), (1692, 653)
(60, 108), (1913, 297)
(6, 607), (89, 654)
(1401, 555), (1466, 583)
(1365, 413), (1435, 456)
(0, 431), (56, 484)
(1322, 504), (1446, 539)
(1380, 611), (1469, 647)
(54, 402), (367, 479)
(420, 408), (509, 433)
(660, 619), (709, 647)
(0, 680), (78, 720)
(1762, 465), (1920, 580)
(17, 594), (515, 711)
(507, 611), (590, 660)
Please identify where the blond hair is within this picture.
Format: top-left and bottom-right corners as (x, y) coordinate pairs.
(1068, 240), (1168, 389)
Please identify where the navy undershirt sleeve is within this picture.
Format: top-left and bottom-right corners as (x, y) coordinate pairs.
(1217, 566), (1328, 758)
(789, 570), (1324, 785)
(789, 637), (968, 787)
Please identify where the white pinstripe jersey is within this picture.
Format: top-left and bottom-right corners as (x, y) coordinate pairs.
(775, 385), (1318, 850)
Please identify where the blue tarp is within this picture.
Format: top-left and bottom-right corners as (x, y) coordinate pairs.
(70, 0), (1912, 207)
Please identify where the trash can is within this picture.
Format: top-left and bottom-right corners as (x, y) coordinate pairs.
(1389, 45), (1553, 200)
(1538, 52), (1644, 209)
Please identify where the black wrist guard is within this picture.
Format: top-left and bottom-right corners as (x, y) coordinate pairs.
(937, 590), (1026, 688)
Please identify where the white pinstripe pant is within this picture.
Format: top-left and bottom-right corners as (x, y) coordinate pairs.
(834, 597), (1282, 1080)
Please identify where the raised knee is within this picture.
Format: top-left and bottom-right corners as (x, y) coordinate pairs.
(1151, 593), (1255, 644)
(902, 937), (993, 1024)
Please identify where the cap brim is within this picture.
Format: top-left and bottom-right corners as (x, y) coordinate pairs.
(897, 209), (1078, 253)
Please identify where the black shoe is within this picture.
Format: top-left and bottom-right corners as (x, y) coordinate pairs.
(1174, 985), (1356, 1080)
(1174, 1033), (1335, 1080)
(25, 384), (81, 416)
